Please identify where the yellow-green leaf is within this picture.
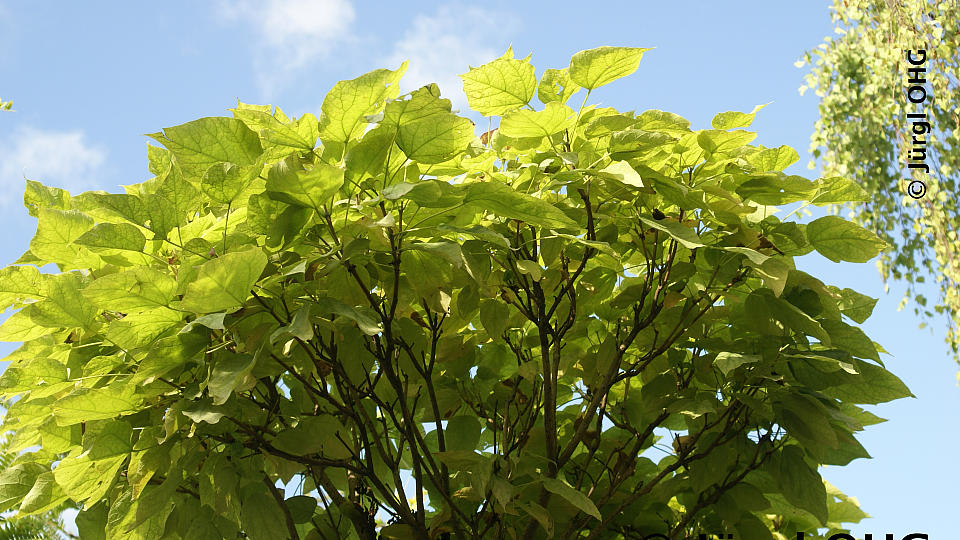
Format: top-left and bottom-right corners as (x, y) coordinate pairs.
(28, 208), (94, 266)
(28, 272), (98, 331)
(537, 67), (581, 105)
(638, 216), (704, 249)
(711, 102), (769, 130)
(810, 176), (871, 205)
(148, 117), (263, 179)
(543, 477), (601, 520)
(82, 267), (177, 312)
(383, 83), (452, 127)
(202, 161), (261, 204)
(318, 62), (408, 143)
(569, 46), (653, 90)
(499, 102), (575, 139)
(464, 181), (578, 230)
(460, 47), (537, 116)
(0, 265), (43, 311)
(231, 102), (316, 151)
(807, 216), (888, 263)
(53, 384), (140, 426)
(265, 155), (344, 210)
(74, 223), (146, 253)
(179, 248), (267, 313)
(396, 113), (475, 164)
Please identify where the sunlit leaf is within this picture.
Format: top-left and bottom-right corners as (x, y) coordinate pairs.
(179, 248), (267, 313)
(148, 117), (263, 179)
(460, 46), (537, 116)
(569, 46), (653, 90)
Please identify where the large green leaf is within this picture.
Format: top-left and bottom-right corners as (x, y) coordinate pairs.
(537, 67), (581, 105)
(445, 416), (481, 452)
(820, 319), (880, 361)
(383, 83), (452, 127)
(105, 307), (182, 350)
(318, 62), (408, 142)
(127, 432), (170, 499)
(479, 299), (509, 338)
(27, 272), (98, 331)
(179, 248), (268, 313)
(807, 216), (888, 263)
(518, 501), (553, 537)
(777, 446), (827, 525)
(0, 358), (68, 398)
(499, 102), (576, 139)
(246, 192), (311, 248)
(231, 102), (316, 151)
(0, 463), (46, 512)
(774, 393), (838, 451)
(28, 208), (94, 266)
(0, 265), (43, 312)
(736, 174), (816, 205)
(396, 112), (475, 164)
(569, 46), (652, 90)
(82, 267), (177, 312)
(240, 491), (287, 540)
(810, 176), (871, 205)
(711, 103), (768, 130)
(823, 359), (913, 404)
(460, 47), (537, 116)
(201, 161), (261, 204)
(697, 129), (757, 154)
(463, 181), (578, 230)
(147, 163), (201, 238)
(745, 145), (800, 172)
(0, 309), (58, 342)
(52, 384), (140, 425)
(345, 124), (401, 184)
(50, 427), (129, 503)
(148, 117), (263, 179)
(131, 333), (207, 385)
(271, 416), (353, 459)
(829, 286), (878, 324)
(597, 160), (644, 188)
(23, 179), (70, 217)
(638, 216), (704, 249)
(265, 155), (344, 210)
(75, 503), (109, 540)
(74, 222), (146, 253)
(18, 471), (69, 516)
(542, 477), (602, 520)
(207, 353), (257, 405)
(314, 296), (383, 336)
(755, 289), (831, 345)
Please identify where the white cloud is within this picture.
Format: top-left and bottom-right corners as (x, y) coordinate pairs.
(386, 5), (516, 113)
(0, 126), (106, 207)
(217, 0), (356, 95)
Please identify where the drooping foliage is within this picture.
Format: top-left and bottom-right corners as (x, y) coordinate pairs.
(799, 0), (960, 368)
(0, 46), (906, 539)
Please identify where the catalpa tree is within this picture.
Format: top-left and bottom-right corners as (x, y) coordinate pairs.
(0, 46), (908, 539)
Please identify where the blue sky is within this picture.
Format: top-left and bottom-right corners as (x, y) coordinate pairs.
(1, 1), (958, 538)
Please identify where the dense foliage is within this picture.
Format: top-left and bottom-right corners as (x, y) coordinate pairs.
(0, 46), (909, 539)
(799, 0), (960, 367)
(0, 420), (72, 540)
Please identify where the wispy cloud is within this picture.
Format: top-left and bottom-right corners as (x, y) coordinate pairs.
(385, 4), (516, 113)
(0, 126), (106, 207)
(216, 0), (357, 96)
